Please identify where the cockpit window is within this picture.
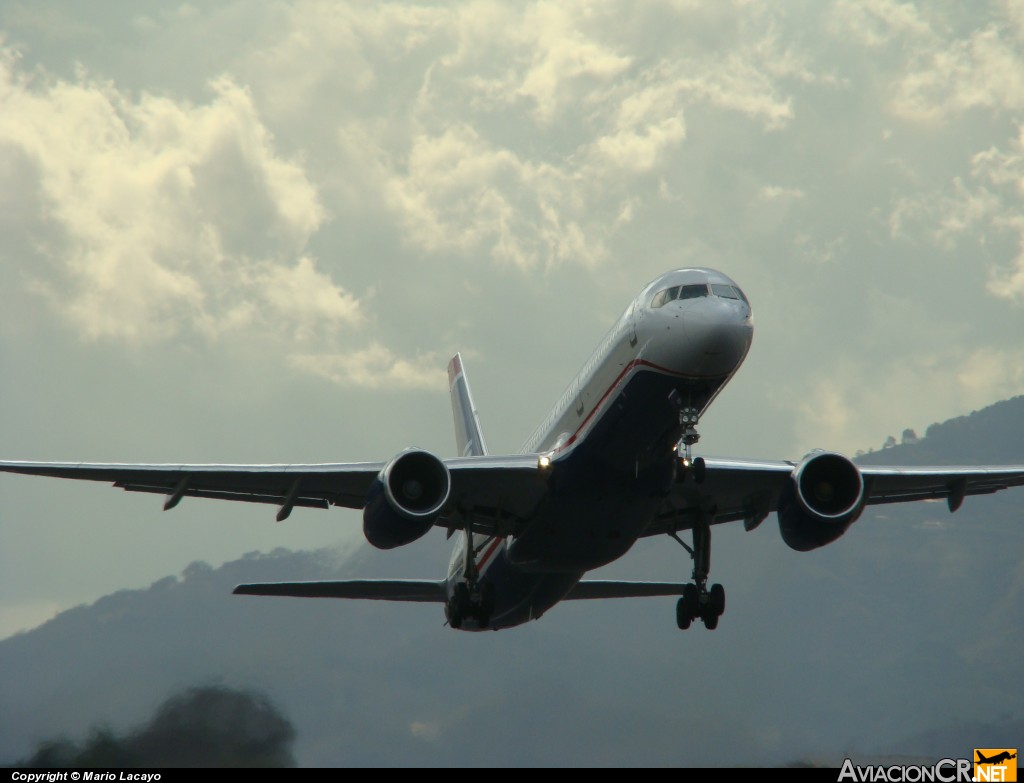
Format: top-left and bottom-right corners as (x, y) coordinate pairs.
(651, 286), (679, 308)
(652, 284), (708, 308)
(711, 283), (748, 304)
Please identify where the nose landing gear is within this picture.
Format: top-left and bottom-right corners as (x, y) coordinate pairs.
(674, 404), (706, 484)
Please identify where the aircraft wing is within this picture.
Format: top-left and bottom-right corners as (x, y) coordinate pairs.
(0, 454), (548, 531)
(644, 457), (1024, 535)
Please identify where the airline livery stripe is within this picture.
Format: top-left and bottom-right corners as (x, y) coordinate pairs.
(477, 537), (503, 572)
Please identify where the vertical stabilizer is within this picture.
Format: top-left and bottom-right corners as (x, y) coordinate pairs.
(447, 353), (488, 456)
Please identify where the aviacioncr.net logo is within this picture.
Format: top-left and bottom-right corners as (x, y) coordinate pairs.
(974, 749), (1017, 782)
(838, 758), (973, 782)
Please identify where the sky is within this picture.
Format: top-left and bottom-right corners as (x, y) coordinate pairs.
(1, 0), (1024, 639)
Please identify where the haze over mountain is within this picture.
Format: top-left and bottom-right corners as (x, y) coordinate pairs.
(2, 397), (1021, 766)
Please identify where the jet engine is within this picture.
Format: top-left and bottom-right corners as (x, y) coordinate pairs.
(777, 451), (865, 551)
(363, 449), (451, 549)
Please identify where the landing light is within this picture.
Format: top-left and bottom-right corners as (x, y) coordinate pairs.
(538, 455), (552, 469)
(681, 457), (692, 468)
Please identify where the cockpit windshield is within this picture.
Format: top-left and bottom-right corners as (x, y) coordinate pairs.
(651, 281), (750, 308)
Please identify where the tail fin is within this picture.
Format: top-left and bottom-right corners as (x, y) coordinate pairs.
(447, 353), (488, 456)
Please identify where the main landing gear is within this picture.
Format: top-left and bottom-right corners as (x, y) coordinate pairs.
(445, 526), (495, 630)
(670, 523), (726, 631)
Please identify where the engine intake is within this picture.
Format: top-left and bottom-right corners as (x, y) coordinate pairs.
(777, 451), (865, 551)
(363, 449), (451, 549)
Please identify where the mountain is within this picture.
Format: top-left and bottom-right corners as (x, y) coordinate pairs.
(2, 399), (1022, 766)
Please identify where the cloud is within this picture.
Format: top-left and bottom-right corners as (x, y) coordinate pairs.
(290, 343), (446, 390)
(886, 122), (1024, 303)
(0, 47), (468, 390)
(315, 3), (831, 270)
(972, 126), (1024, 302)
(789, 346), (1024, 455)
(831, 0), (933, 48)
(0, 55), (326, 342)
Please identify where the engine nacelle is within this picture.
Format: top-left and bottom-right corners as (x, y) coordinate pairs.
(777, 451), (865, 552)
(363, 449), (451, 550)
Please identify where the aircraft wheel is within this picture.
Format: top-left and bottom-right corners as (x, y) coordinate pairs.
(693, 457), (707, 484)
(454, 582), (470, 612)
(682, 583), (700, 621)
(702, 611), (719, 630)
(479, 583), (495, 624)
(709, 583), (725, 617)
(448, 583), (471, 629)
(676, 598), (692, 630)
(447, 598), (463, 629)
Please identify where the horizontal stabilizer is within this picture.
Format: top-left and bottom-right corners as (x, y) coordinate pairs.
(233, 579), (447, 603)
(565, 581), (687, 600)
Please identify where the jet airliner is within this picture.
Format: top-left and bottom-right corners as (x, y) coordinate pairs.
(3, 268), (1024, 631)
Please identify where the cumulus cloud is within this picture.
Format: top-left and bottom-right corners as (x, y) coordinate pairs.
(0, 48), (456, 389)
(790, 346), (1024, 454)
(831, 0), (933, 48)
(0, 56), (324, 340)
(886, 121), (1024, 304)
(309, 2), (831, 270)
(290, 343), (446, 390)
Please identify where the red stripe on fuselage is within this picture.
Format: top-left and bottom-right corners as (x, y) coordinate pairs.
(476, 536), (502, 573)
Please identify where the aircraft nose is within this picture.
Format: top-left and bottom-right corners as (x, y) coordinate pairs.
(677, 299), (753, 376)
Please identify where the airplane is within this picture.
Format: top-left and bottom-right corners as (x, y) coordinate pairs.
(977, 752), (1016, 765)
(3, 267), (1024, 632)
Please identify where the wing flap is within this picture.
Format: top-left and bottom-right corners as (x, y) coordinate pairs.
(117, 482), (332, 510)
(233, 580), (447, 602)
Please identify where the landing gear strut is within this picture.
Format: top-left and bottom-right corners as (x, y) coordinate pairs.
(445, 525), (495, 629)
(670, 522), (725, 630)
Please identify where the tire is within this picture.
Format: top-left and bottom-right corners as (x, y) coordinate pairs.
(447, 598), (463, 629)
(693, 457), (707, 484)
(709, 583), (725, 617)
(702, 612), (719, 630)
(683, 583), (699, 620)
(676, 598), (692, 630)
(480, 583), (496, 618)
